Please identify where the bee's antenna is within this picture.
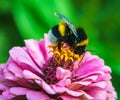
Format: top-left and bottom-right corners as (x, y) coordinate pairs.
(86, 50), (97, 52)
(54, 12), (79, 40)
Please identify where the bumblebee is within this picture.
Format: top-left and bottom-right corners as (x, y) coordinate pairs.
(48, 13), (88, 55)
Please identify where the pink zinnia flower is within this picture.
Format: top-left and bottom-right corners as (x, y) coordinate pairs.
(0, 34), (117, 100)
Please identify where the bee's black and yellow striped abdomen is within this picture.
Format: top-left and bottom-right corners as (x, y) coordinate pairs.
(73, 28), (88, 54)
(76, 27), (88, 46)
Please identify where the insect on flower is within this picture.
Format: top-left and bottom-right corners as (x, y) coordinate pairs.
(48, 12), (88, 62)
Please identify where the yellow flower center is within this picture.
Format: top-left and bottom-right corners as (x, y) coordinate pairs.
(48, 42), (83, 64)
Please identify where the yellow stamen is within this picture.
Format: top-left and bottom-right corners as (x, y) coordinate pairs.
(54, 51), (60, 56)
(48, 42), (83, 64)
(61, 47), (67, 54)
(64, 55), (68, 62)
(68, 57), (74, 62)
(61, 54), (67, 60)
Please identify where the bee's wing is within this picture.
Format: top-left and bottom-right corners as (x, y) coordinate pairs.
(55, 12), (79, 40)
(48, 29), (57, 43)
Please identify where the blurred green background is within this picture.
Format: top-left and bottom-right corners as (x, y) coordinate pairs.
(0, 0), (120, 99)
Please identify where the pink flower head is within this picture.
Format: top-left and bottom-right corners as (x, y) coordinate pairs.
(0, 34), (117, 100)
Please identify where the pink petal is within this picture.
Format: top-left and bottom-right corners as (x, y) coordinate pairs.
(44, 34), (53, 57)
(7, 60), (23, 78)
(3, 69), (16, 80)
(67, 81), (91, 90)
(75, 52), (106, 77)
(9, 47), (43, 75)
(90, 81), (107, 89)
(2, 90), (14, 99)
(52, 85), (93, 99)
(0, 64), (5, 72)
(101, 65), (111, 72)
(66, 89), (83, 97)
(35, 80), (56, 95)
(66, 89), (93, 99)
(56, 79), (71, 87)
(81, 75), (98, 82)
(51, 85), (66, 93)
(0, 64), (6, 80)
(56, 67), (71, 80)
(76, 58), (104, 77)
(105, 81), (117, 99)
(83, 52), (102, 63)
(60, 95), (80, 100)
(26, 90), (50, 100)
(75, 70), (105, 80)
(25, 39), (45, 67)
(88, 88), (107, 100)
(23, 70), (56, 95)
(72, 61), (79, 71)
(0, 84), (8, 91)
(10, 87), (29, 95)
(23, 70), (41, 80)
(0, 95), (8, 100)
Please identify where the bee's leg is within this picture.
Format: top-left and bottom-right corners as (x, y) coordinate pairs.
(58, 42), (61, 50)
(79, 52), (86, 64)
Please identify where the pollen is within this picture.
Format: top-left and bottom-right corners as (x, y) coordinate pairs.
(48, 42), (83, 64)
